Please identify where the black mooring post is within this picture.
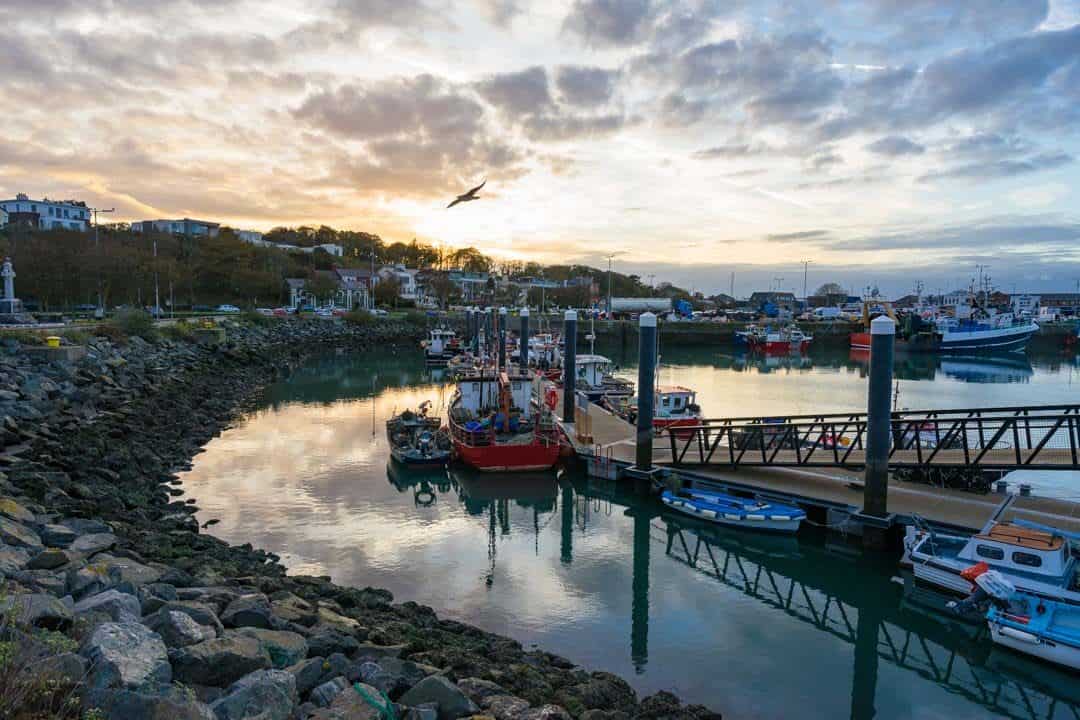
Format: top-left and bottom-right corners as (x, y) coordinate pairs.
(520, 308), (530, 367)
(465, 308), (473, 347)
(563, 310), (577, 421)
(635, 312), (657, 471)
(498, 307), (508, 370)
(472, 307), (480, 355)
(864, 315), (895, 517)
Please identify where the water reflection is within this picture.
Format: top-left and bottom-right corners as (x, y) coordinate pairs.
(183, 349), (1080, 719)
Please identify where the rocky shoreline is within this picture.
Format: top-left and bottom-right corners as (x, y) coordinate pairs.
(0, 318), (721, 720)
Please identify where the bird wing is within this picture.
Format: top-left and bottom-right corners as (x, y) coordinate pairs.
(466, 179), (486, 196)
(447, 197), (462, 209)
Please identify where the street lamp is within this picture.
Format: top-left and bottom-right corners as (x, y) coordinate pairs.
(89, 206), (115, 317)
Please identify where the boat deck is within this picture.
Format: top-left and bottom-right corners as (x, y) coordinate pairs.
(552, 388), (1080, 534)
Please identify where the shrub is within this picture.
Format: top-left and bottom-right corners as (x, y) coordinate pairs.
(403, 310), (427, 326)
(0, 330), (43, 347)
(93, 324), (127, 344)
(241, 310), (273, 326)
(109, 309), (157, 341)
(0, 596), (86, 719)
(344, 309), (375, 326)
(161, 321), (195, 342)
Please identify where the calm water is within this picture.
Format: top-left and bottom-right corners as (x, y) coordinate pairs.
(181, 345), (1080, 720)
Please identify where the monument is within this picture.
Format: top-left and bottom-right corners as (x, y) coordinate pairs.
(0, 257), (26, 316)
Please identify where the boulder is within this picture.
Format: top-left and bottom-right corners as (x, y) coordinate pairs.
(567, 673), (637, 712)
(39, 523), (78, 548)
(270, 592), (317, 626)
(0, 592), (73, 630)
(144, 609), (215, 648)
(220, 593), (272, 629)
(170, 633), (272, 687)
(458, 678), (509, 704)
(482, 695), (531, 720)
(156, 600), (224, 636)
(67, 564), (114, 600)
(360, 657), (438, 697)
(61, 518), (112, 535)
(311, 676), (350, 707)
(69, 532), (118, 555)
(27, 548), (74, 570)
(307, 626), (360, 658)
(521, 707), (573, 720)
(0, 496), (35, 524)
(209, 669), (297, 720)
(286, 656), (327, 696)
(95, 554), (162, 585)
(74, 589), (142, 622)
(83, 684), (215, 720)
(0, 515), (43, 550)
(0, 545), (30, 576)
(236, 627), (308, 668)
(81, 621), (171, 692)
(310, 681), (384, 720)
(399, 675), (480, 720)
(317, 606), (364, 632)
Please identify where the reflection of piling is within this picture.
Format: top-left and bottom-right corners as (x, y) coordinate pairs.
(520, 308), (530, 367)
(861, 315), (896, 550)
(560, 481), (573, 565)
(563, 310), (577, 421)
(635, 313), (657, 471)
(465, 308), (473, 347)
(630, 509), (650, 673)
(850, 560), (882, 720)
(499, 307), (508, 369)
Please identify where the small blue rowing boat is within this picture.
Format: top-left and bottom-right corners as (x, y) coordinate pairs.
(661, 488), (805, 533)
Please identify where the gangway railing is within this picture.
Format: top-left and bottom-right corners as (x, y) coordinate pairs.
(665, 404), (1080, 471)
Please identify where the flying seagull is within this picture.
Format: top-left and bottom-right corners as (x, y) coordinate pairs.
(447, 179), (485, 209)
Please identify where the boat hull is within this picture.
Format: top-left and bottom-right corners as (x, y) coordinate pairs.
(389, 447), (450, 466)
(661, 492), (804, 534)
(453, 438), (560, 472)
(989, 619), (1080, 671)
(940, 324), (1038, 352)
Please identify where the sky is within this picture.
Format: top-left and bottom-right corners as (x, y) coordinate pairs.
(2, 0), (1080, 297)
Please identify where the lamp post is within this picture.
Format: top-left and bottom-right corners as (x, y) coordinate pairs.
(89, 206), (115, 317)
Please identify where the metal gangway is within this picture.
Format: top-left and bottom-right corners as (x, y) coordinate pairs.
(665, 404), (1080, 471)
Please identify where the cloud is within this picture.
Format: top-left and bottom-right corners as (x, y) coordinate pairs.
(474, 0), (523, 26)
(475, 66), (554, 118)
(866, 135), (925, 156)
(920, 151), (1072, 182)
(562, 0), (654, 47)
(766, 230), (830, 242)
(555, 65), (618, 106)
(831, 219), (1080, 252)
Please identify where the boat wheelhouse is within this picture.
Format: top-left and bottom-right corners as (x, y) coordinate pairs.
(422, 328), (461, 365)
(654, 386), (703, 432)
(570, 354), (635, 403)
(448, 370), (560, 472)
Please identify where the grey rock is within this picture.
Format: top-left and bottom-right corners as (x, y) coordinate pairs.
(157, 600), (224, 636)
(74, 589), (141, 622)
(209, 669), (297, 720)
(520, 706), (573, 720)
(81, 621), (171, 692)
(0, 592), (73, 629)
(359, 657), (437, 696)
(27, 547), (74, 570)
(15, 568), (68, 595)
(353, 642), (407, 662)
(483, 695), (531, 720)
(307, 626), (360, 658)
(399, 675), (479, 720)
(269, 592), (317, 627)
(457, 677), (508, 703)
(406, 703), (439, 720)
(309, 681), (383, 720)
(67, 564), (113, 600)
(176, 586), (240, 612)
(145, 609), (216, 648)
(0, 496), (35, 524)
(221, 593), (272, 629)
(0, 515), (43, 550)
(69, 532), (117, 555)
(170, 633), (272, 687)
(311, 676), (349, 707)
(286, 656), (327, 696)
(95, 553), (162, 585)
(235, 627), (308, 668)
(0, 545), (30, 576)
(85, 684), (216, 720)
(61, 517), (112, 535)
(39, 523), (78, 548)
(38, 651), (88, 686)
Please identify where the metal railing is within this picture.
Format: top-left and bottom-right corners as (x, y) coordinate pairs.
(666, 404), (1080, 470)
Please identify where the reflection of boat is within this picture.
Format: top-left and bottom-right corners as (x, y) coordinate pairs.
(385, 402), (451, 466)
(987, 592), (1080, 670)
(661, 487), (805, 533)
(939, 355), (1034, 383)
(907, 520), (1080, 604)
(451, 467), (557, 503)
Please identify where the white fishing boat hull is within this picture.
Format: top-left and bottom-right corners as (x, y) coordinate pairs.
(662, 496), (802, 533)
(989, 620), (1080, 671)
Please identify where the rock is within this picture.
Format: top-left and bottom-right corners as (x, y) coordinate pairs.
(74, 589), (142, 622)
(27, 547), (74, 570)
(307, 626), (360, 658)
(458, 678), (508, 704)
(145, 609), (215, 649)
(70, 532), (117, 555)
(39, 651), (89, 686)
(83, 684), (215, 720)
(235, 627), (308, 668)
(0, 496), (35, 524)
(221, 593), (273, 629)
(405, 703), (439, 720)
(311, 676), (350, 707)
(96, 554), (162, 585)
(568, 673), (637, 712)
(286, 656), (327, 696)
(170, 633), (272, 687)
(399, 675), (480, 720)
(157, 600), (224, 636)
(177, 586), (240, 612)
(61, 517), (112, 535)
(39, 523), (78, 548)
(0, 545), (30, 576)
(270, 592), (317, 626)
(209, 669), (297, 720)
(317, 606), (364, 632)
(0, 592), (73, 629)
(310, 681), (384, 720)
(483, 695), (531, 720)
(354, 642), (408, 662)
(81, 621), (171, 692)
(0, 515), (43, 550)
(361, 657), (439, 696)
(520, 707), (572, 720)
(579, 712), (629, 720)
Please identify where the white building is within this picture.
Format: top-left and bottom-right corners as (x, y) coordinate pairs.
(0, 193), (90, 231)
(240, 232), (343, 257)
(132, 218), (221, 237)
(1011, 294), (1040, 316)
(0, 208), (7, 228)
(377, 264), (420, 301)
(236, 229), (264, 244)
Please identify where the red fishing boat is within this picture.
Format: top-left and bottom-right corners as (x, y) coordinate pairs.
(448, 370), (560, 472)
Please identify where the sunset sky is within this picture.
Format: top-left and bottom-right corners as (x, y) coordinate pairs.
(3, 0), (1079, 295)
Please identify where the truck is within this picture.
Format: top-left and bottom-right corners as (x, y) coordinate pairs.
(811, 306), (842, 320)
(609, 297), (674, 314)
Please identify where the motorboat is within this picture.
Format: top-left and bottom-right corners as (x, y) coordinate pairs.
(661, 487), (805, 533)
(421, 328), (461, 366)
(746, 325), (812, 354)
(907, 518), (1080, 605)
(567, 353), (635, 404)
(385, 403), (451, 466)
(987, 592), (1080, 671)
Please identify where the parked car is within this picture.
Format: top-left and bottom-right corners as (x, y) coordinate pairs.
(216, 304), (241, 313)
(255, 308), (274, 316)
(315, 308), (333, 318)
(273, 307), (289, 317)
(192, 304), (214, 312)
(372, 308), (389, 317)
(73, 304), (97, 312)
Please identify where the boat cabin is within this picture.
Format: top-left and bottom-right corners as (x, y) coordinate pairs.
(657, 386), (698, 417)
(426, 328), (457, 354)
(572, 354), (614, 388)
(456, 371), (532, 414)
(957, 522), (1074, 581)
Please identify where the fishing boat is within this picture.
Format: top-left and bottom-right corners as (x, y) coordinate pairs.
(448, 370), (561, 472)
(987, 592), (1080, 671)
(569, 354), (635, 404)
(746, 325), (812, 354)
(906, 518), (1080, 605)
(661, 487), (805, 533)
(618, 386), (703, 434)
(385, 403), (451, 466)
(421, 328), (461, 366)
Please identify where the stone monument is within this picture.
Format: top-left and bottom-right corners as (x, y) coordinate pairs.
(0, 257), (22, 315)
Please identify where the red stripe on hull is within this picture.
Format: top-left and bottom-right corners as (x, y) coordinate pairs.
(453, 438), (560, 472)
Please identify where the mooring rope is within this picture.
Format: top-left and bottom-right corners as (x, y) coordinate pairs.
(352, 683), (398, 720)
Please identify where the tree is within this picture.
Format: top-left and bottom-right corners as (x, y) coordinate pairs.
(450, 247), (491, 273)
(814, 282), (846, 296)
(374, 276), (401, 308)
(307, 273), (339, 306)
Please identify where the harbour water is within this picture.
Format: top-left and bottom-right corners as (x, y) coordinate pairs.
(182, 345), (1080, 719)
